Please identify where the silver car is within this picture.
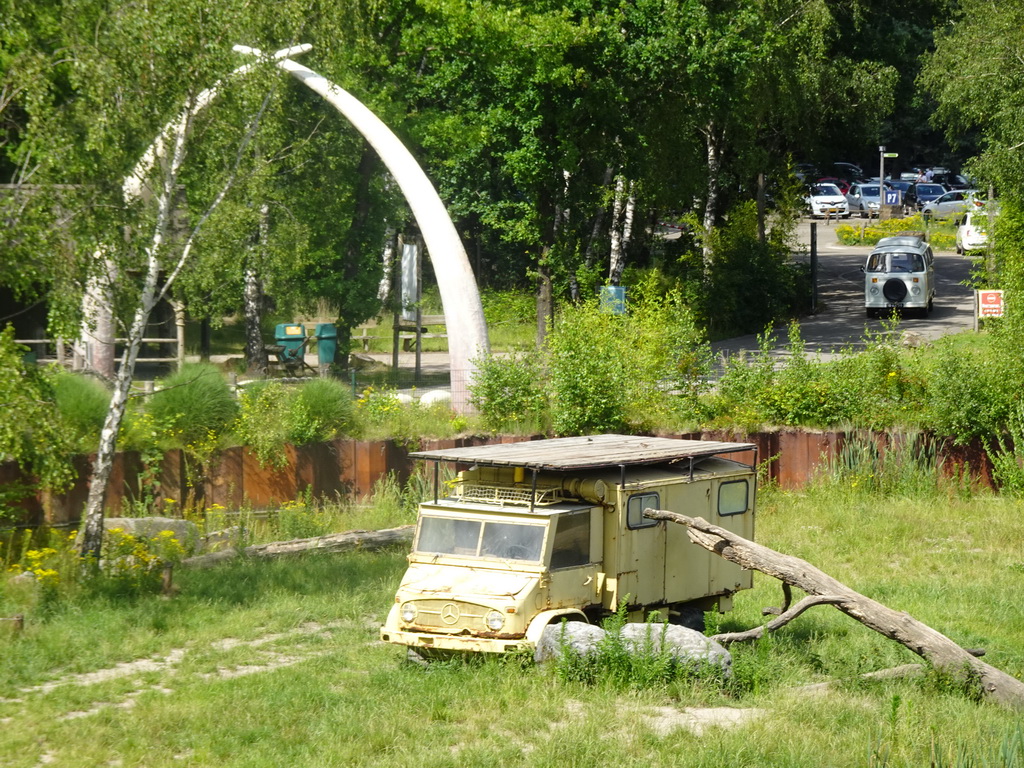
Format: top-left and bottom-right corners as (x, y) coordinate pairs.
(845, 183), (882, 218)
(862, 235), (936, 318)
(921, 189), (980, 221)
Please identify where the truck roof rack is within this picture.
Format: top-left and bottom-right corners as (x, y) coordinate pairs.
(409, 434), (756, 471)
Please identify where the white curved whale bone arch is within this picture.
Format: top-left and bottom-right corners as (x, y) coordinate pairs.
(234, 44), (490, 412)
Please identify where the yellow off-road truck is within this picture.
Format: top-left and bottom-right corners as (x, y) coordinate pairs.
(380, 434), (757, 655)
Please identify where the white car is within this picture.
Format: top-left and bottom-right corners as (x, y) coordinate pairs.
(921, 189), (981, 220)
(846, 183), (882, 218)
(862, 235), (936, 318)
(805, 183), (849, 219)
(956, 211), (991, 253)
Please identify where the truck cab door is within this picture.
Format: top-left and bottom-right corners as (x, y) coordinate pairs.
(622, 492), (667, 607)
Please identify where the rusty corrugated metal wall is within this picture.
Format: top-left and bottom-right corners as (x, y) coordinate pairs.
(3, 430), (998, 528)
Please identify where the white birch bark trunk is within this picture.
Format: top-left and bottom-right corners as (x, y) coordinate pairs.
(608, 174), (626, 285)
(244, 203), (269, 376)
(610, 181), (635, 287)
(81, 133), (185, 558)
(701, 123), (722, 273)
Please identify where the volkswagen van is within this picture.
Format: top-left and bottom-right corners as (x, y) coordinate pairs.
(862, 235), (935, 318)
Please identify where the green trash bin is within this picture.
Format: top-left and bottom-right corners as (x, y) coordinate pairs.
(274, 323), (307, 363)
(314, 323), (338, 366)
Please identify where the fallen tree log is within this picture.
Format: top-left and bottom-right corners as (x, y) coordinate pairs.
(644, 509), (1024, 710)
(182, 525), (414, 568)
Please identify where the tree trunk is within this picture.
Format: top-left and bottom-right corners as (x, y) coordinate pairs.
(81, 248), (165, 559)
(536, 251), (553, 347)
(611, 180), (635, 287)
(243, 265), (267, 376)
(77, 260), (118, 380)
(378, 225), (397, 304)
(701, 122), (722, 274)
(243, 203), (269, 377)
(756, 171), (767, 244)
(181, 525), (414, 568)
(608, 175), (626, 286)
(644, 509), (1024, 711)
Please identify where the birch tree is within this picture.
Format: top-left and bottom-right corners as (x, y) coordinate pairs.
(6, 0), (319, 558)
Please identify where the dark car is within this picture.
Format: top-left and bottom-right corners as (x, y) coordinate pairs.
(904, 183), (947, 213)
(885, 180), (912, 209)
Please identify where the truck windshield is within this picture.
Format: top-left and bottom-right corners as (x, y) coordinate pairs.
(415, 516), (546, 562)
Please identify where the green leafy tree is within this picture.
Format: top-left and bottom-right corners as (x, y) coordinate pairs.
(4, 0), (327, 557)
(0, 327), (75, 518)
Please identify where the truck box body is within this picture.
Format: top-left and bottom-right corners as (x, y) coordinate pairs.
(380, 435), (756, 655)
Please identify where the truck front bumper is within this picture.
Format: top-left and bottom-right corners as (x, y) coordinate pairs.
(380, 626), (528, 654)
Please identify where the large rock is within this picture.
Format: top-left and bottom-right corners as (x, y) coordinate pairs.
(534, 621), (607, 663)
(619, 623), (732, 677)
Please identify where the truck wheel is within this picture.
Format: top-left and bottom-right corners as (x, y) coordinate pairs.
(669, 604), (706, 632)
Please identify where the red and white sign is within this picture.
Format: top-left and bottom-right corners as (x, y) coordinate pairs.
(977, 289), (1005, 318)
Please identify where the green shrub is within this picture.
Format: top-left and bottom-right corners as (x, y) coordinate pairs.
(546, 285), (710, 435)
(691, 201), (809, 337)
(710, 320), (930, 431)
(0, 328), (76, 499)
(146, 363), (237, 449)
(50, 371), (110, 452)
(234, 381), (290, 468)
(923, 342), (1012, 445)
(469, 350), (547, 433)
(287, 378), (357, 445)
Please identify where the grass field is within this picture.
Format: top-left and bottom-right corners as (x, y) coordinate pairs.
(2, 468), (1023, 767)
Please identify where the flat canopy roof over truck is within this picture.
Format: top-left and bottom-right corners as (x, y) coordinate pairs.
(409, 434), (756, 471)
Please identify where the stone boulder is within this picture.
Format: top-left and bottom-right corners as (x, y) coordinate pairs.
(533, 620), (732, 678)
(619, 623), (732, 677)
(534, 622), (607, 663)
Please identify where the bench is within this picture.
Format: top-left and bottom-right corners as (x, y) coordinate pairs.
(355, 315), (447, 353)
(395, 314), (447, 352)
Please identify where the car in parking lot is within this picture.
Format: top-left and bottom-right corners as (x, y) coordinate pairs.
(804, 182), (849, 218)
(862, 235), (935, 318)
(846, 183), (882, 217)
(956, 211), (992, 253)
(816, 176), (851, 195)
(921, 189), (981, 220)
(903, 183), (946, 213)
(833, 162), (863, 182)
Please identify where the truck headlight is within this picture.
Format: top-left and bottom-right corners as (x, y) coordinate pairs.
(911, 286), (921, 295)
(485, 610), (505, 631)
(870, 287), (879, 296)
(400, 602), (417, 623)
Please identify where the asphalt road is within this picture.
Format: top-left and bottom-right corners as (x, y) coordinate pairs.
(709, 216), (976, 366)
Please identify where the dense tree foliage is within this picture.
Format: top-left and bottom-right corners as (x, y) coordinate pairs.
(7, 0), (1019, 514)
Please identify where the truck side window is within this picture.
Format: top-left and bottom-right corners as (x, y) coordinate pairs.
(719, 481), (748, 516)
(550, 512), (590, 569)
(627, 493), (659, 529)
